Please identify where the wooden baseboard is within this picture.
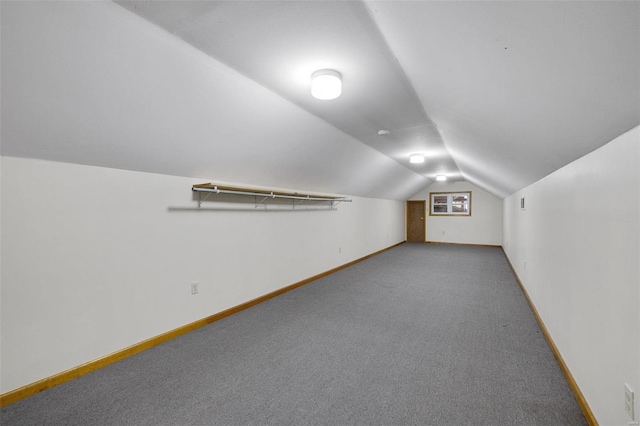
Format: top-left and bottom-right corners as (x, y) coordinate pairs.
(0, 241), (405, 408)
(426, 240), (502, 248)
(501, 248), (598, 426)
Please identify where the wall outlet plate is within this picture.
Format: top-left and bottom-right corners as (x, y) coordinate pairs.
(191, 282), (199, 295)
(625, 383), (635, 420)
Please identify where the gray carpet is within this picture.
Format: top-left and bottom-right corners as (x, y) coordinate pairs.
(1, 244), (586, 425)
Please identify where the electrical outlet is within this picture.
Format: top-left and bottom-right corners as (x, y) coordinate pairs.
(191, 282), (199, 295)
(524, 260), (527, 269)
(338, 247), (342, 253)
(625, 383), (635, 420)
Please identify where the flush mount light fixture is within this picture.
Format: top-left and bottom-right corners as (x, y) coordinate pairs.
(436, 175), (447, 181)
(377, 129), (390, 136)
(311, 69), (342, 100)
(409, 154), (425, 164)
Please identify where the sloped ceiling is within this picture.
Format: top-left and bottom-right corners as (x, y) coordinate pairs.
(114, 0), (640, 198)
(368, 1), (640, 197)
(2, 1), (639, 199)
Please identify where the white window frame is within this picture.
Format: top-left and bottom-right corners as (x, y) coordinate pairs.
(429, 191), (472, 216)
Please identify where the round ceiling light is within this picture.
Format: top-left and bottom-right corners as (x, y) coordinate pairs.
(311, 69), (342, 100)
(436, 175), (447, 181)
(410, 154), (425, 164)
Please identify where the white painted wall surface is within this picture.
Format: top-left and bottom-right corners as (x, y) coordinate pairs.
(409, 181), (503, 246)
(503, 126), (640, 426)
(0, 157), (406, 393)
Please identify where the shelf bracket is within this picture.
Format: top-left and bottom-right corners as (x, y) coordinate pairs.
(196, 185), (221, 207)
(198, 191), (212, 208)
(255, 193), (274, 208)
(293, 196), (310, 209)
(330, 199), (348, 210)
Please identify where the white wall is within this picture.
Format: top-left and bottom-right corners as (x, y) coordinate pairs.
(503, 126), (640, 426)
(0, 0), (410, 395)
(0, 156), (406, 393)
(409, 181), (502, 246)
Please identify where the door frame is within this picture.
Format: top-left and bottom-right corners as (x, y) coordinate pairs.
(406, 200), (426, 243)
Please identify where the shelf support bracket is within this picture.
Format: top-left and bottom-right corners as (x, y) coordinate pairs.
(255, 193), (274, 208)
(330, 199), (348, 210)
(293, 196), (310, 209)
(196, 185), (220, 207)
(198, 191), (213, 208)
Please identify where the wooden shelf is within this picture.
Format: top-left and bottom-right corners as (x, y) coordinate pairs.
(192, 183), (352, 209)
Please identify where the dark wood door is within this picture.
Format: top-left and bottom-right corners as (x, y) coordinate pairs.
(406, 201), (426, 243)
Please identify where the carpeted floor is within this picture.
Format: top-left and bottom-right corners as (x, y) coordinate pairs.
(1, 243), (586, 425)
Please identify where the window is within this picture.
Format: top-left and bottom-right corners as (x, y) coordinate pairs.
(429, 192), (471, 216)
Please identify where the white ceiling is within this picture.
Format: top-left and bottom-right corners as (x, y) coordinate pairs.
(114, 0), (640, 198)
(114, 0), (460, 183)
(2, 1), (639, 199)
(368, 1), (640, 196)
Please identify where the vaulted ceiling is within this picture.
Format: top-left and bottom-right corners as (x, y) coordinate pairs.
(2, 1), (639, 199)
(114, 0), (640, 198)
